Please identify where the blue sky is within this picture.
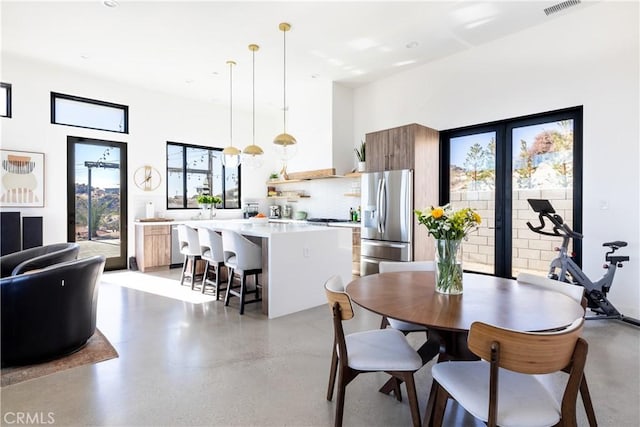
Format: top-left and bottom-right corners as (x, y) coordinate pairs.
(74, 143), (120, 189)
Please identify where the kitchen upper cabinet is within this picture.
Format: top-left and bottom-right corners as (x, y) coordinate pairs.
(365, 124), (418, 172)
(365, 129), (389, 172)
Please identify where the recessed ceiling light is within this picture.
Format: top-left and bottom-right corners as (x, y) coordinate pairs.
(185, 79), (194, 84)
(348, 38), (378, 51)
(406, 41), (419, 49)
(80, 54), (89, 60)
(393, 60), (417, 67)
(103, 0), (119, 8)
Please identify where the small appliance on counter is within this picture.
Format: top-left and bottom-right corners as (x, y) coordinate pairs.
(269, 205), (281, 219)
(243, 202), (259, 218)
(282, 205), (292, 219)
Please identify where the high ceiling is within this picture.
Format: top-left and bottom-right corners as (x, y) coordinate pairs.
(1, 0), (594, 111)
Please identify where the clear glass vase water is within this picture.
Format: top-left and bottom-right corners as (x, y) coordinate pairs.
(434, 239), (463, 295)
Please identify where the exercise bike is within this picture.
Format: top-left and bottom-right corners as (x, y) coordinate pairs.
(526, 198), (640, 327)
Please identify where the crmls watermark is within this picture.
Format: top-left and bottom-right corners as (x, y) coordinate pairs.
(3, 412), (55, 425)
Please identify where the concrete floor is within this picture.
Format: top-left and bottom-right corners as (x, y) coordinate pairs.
(1, 269), (639, 426)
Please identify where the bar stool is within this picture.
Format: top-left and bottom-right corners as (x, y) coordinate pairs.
(177, 224), (201, 289)
(198, 227), (227, 299)
(221, 230), (262, 315)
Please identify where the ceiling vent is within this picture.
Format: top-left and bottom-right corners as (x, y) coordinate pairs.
(544, 0), (581, 16)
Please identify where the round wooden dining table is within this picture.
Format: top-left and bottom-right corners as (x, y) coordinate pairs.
(347, 271), (584, 334)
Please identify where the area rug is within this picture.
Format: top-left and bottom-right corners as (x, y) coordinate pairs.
(1, 329), (118, 387)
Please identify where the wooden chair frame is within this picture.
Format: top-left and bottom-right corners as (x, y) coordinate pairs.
(431, 319), (588, 427)
(325, 285), (421, 427)
(517, 272), (596, 427)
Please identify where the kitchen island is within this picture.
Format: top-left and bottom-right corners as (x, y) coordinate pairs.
(135, 219), (352, 318)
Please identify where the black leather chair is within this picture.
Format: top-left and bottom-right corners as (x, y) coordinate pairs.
(1, 255), (106, 367)
(0, 242), (80, 278)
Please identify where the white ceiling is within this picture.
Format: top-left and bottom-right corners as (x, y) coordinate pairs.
(1, 0), (593, 112)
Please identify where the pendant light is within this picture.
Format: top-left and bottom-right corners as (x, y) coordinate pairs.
(273, 22), (297, 168)
(222, 60), (241, 168)
(242, 43), (264, 169)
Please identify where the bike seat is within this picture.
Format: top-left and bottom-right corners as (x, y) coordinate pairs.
(606, 255), (630, 263)
(603, 241), (627, 248)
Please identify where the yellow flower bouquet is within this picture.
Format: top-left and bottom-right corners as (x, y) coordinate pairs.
(415, 205), (481, 294)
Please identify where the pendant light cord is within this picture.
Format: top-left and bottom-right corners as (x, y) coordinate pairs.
(282, 26), (287, 134)
(229, 60), (234, 147)
(252, 48), (256, 145)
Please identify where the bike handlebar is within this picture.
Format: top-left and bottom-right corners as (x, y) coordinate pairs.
(526, 211), (583, 240)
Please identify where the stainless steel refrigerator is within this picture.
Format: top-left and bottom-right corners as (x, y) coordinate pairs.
(360, 169), (413, 275)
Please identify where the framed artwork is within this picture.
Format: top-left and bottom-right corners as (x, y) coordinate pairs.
(0, 149), (45, 207)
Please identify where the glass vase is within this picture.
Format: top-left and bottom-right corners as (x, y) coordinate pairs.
(434, 239), (463, 295)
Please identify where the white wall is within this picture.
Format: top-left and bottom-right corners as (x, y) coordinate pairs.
(353, 2), (640, 317)
(0, 53), (288, 256)
(332, 82), (356, 175)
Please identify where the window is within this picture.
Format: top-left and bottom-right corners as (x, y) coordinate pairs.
(1, 83), (11, 118)
(166, 142), (240, 209)
(441, 106), (582, 279)
(51, 92), (128, 133)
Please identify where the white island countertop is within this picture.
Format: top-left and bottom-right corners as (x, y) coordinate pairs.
(134, 218), (352, 318)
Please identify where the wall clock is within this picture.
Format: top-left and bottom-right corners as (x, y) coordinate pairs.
(134, 165), (161, 191)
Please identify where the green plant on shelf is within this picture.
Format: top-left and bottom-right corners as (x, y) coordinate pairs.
(354, 140), (366, 162)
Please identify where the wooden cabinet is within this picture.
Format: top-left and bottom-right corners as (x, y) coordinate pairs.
(365, 124), (417, 172)
(364, 123), (440, 262)
(135, 224), (171, 272)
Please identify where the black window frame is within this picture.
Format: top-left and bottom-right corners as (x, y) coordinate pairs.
(51, 92), (129, 134)
(1, 83), (11, 118)
(440, 106), (583, 278)
(166, 141), (241, 210)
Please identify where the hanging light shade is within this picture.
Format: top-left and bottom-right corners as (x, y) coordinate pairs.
(274, 22), (297, 163)
(242, 43), (264, 169)
(222, 60), (241, 168)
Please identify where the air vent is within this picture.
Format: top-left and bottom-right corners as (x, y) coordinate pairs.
(544, 0), (581, 16)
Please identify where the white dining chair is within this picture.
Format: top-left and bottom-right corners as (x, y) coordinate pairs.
(517, 272), (586, 308)
(324, 275), (422, 427)
(516, 272), (596, 426)
(430, 318), (587, 427)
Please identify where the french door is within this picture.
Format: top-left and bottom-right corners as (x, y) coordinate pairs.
(67, 136), (128, 270)
(440, 107), (582, 278)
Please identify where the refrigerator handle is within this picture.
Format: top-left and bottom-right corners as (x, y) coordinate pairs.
(380, 177), (387, 234)
(376, 177), (384, 233)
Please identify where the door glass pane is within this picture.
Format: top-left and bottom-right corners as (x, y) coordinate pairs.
(449, 131), (496, 274)
(74, 143), (122, 261)
(512, 120), (574, 277)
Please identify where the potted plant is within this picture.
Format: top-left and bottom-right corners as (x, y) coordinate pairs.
(354, 140), (366, 172)
(196, 194), (222, 219)
(268, 172), (280, 182)
(196, 194), (221, 208)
